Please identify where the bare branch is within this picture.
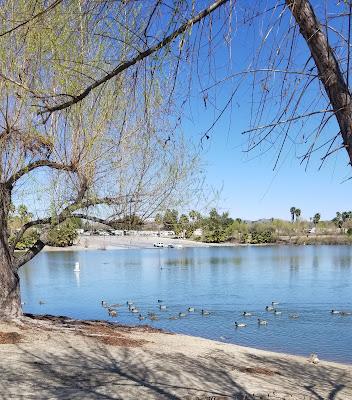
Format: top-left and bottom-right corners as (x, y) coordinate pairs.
(7, 160), (77, 186)
(242, 109), (336, 135)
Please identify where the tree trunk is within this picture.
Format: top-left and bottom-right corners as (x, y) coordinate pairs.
(0, 183), (22, 320)
(286, 0), (352, 165)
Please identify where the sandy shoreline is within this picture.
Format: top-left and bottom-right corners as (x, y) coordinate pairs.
(43, 234), (233, 252)
(0, 315), (351, 399)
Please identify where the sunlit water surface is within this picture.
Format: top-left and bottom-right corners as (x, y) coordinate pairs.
(20, 245), (352, 363)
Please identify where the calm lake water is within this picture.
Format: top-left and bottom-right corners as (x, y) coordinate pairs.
(20, 245), (352, 363)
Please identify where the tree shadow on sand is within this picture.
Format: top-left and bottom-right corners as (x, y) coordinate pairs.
(0, 335), (258, 400)
(240, 352), (351, 400)
(0, 316), (351, 400)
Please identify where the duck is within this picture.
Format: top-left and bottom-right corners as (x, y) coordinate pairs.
(188, 307), (195, 312)
(159, 304), (167, 311)
(138, 314), (145, 321)
(340, 311), (352, 316)
(201, 309), (210, 316)
(149, 314), (159, 321)
(169, 316), (178, 320)
(331, 310), (341, 314)
(308, 353), (319, 364)
(274, 310), (282, 315)
(265, 305), (274, 311)
(101, 300), (108, 308)
(272, 301), (279, 306)
(108, 310), (117, 317)
(38, 300), (45, 305)
(234, 322), (247, 328)
(157, 299), (163, 303)
(179, 312), (187, 317)
(126, 300), (134, 306)
(243, 311), (252, 317)
(289, 313), (299, 319)
(131, 308), (139, 313)
(258, 318), (268, 325)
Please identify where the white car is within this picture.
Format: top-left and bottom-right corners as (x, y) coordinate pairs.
(153, 242), (164, 248)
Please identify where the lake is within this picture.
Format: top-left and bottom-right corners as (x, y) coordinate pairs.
(20, 245), (352, 363)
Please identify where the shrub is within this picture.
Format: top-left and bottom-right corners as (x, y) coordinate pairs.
(9, 229), (39, 250)
(47, 221), (78, 247)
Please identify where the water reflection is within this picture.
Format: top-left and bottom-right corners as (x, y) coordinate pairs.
(74, 271), (80, 287)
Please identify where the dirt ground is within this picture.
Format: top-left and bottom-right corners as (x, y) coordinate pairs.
(0, 315), (351, 399)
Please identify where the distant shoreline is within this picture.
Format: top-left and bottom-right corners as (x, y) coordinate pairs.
(42, 234), (352, 252)
(43, 235), (233, 252)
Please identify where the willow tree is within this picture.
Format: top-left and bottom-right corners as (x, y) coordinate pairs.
(0, 0), (230, 320)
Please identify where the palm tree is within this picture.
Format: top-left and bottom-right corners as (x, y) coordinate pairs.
(294, 208), (301, 221)
(290, 207), (296, 223)
(313, 213), (321, 226)
(342, 211), (350, 223)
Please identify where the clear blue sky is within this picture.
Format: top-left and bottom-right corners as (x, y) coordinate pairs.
(180, 1), (352, 221)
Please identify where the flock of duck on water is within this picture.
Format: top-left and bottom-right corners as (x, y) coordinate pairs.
(101, 300), (210, 322)
(101, 299), (352, 328)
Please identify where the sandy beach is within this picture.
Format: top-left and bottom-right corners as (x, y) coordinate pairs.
(43, 234), (226, 252)
(0, 316), (351, 399)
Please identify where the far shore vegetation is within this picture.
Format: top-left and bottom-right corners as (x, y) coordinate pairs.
(9, 204), (352, 249)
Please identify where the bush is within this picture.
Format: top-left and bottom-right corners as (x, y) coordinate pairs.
(250, 230), (276, 244)
(47, 222), (78, 247)
(10, 229), (39, 250)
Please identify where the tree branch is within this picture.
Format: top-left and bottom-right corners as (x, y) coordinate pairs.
(0, 0), (64, 38)
(15, 239), (46, 269)
(11, 194), (138, 256)
(8, 160), (77, 185)
(38, 0), (229, 115)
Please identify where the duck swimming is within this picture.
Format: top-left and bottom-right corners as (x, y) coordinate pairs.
(201, 309), (210, 316)
(258, 318), (268, 325)
(235, 322), (247, 328)
(265, 305), (274, 311)
(188, 307), (195, 312)
(179, 312), (187, 317)
(274, 310), (282, 315)
(159, 304), (167, 310)
(331, 310), (341, 314)
(109, 309), (117, 317)
(243, 311), (252, 317)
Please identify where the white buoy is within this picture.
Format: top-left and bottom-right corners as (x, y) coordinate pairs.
(74, 261), (80, 272)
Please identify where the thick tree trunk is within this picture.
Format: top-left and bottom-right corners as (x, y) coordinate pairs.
(0, 183), (22, 320)
(286, 0), (352, 165)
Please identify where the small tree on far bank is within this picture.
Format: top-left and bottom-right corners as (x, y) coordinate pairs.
(294, 209), (301, 222)
(290, 207), (296, 223)
(313, 213), (321, 226)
